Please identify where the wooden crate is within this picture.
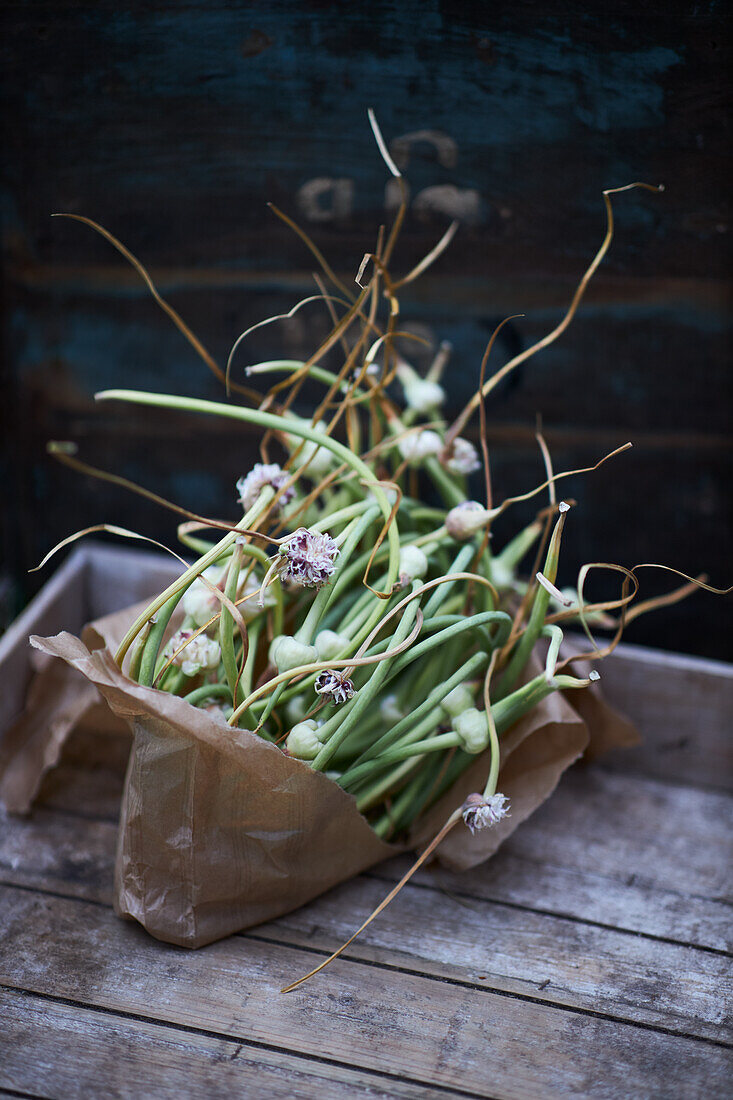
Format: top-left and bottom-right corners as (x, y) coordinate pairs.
(0, 544), (731, 1098)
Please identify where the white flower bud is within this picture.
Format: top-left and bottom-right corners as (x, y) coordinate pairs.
(285, 695), (309, 725)
(398, 545), (428, 582)
(441, 683), (474, 719)
(181, 565), (226, 628)
(314, 629), (349, 661)
(269, 635), (317, 672)
(287, 420), (334, 478)
(452, 708), (489, 753)
(396, 361), (446, 414)
(164, 630), (221, 678)
(446, 500), (491, 540)
(286, 719), (324, 760)
(379, 694), (403, 724)
(398, 430), (443, 465)
(444, 437), (481, 476)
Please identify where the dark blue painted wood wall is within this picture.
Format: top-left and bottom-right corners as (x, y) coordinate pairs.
(1, 1), (731, 657)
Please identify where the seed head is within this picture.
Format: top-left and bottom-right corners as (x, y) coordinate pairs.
(280, 528), (339, 588)
(236, 463), (294, 513)
(462, 792), (511, 834)
(314, 669), (356, 705)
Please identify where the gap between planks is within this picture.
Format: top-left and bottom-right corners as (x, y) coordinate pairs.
(3, 875), (729, 1046)
(1, 850), (730, 1047)
(0, 987), (478, 1100)
(25, 759), (733, 952)
(1, 888), (731, 1100)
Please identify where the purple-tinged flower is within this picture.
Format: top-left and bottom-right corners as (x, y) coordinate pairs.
(461, 792), (510, 834)
(236, 463), (294, 513)
(280, 528), (339, 588)
(314, 669), (356, 705)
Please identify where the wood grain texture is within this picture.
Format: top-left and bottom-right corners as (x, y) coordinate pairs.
(6, 763), (731, 953)
(1, 1), (731, 658)
(1, 762), (730, 1038)
(0, 988), (463, 1100)
(0, 545), (731, 1094)
(1, 886), (730, 1100)
(592, 644), (733, 791)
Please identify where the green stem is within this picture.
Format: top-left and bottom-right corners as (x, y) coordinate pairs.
(424, 455), (465, 507)
(356, 758), (422, 814)
(311, 586), (422, 771)
(496, 507), (569, 697)
(345, 651), (488, 773)
(183, 683), (233, 707)
(97, 388), (402, 596)
(422, 544), (476, 617)
(240, 619), (262, 698)
(123, 486), (276, 671)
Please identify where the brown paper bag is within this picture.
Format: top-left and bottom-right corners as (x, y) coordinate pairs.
(30, 627), (393, 947)
(16, 601), (638, 948)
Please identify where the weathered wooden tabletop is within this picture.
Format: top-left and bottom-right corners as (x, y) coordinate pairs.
(1, 636), (731, 1100)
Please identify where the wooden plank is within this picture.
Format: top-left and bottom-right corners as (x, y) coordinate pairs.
(593, 643), (733, 790)
(258, 878), (731, 1043)
(0, 807), (116, 901)
(24, 753), (732, 949)
(0, 887), (729, 1099)
(0, 794), (730, 1041)
(488, 768), (732, 904)
(0, 987), (460, 1100)
(3, 4), (728, 277)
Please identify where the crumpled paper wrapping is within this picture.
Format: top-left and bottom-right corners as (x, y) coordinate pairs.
(30, 625), (394, 948)
(410, 643), (640, 870)
(0, 650), (102, 814)
(2, 601), (638, 947)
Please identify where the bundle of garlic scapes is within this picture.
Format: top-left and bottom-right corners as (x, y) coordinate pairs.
(47, 116), (692, 852)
